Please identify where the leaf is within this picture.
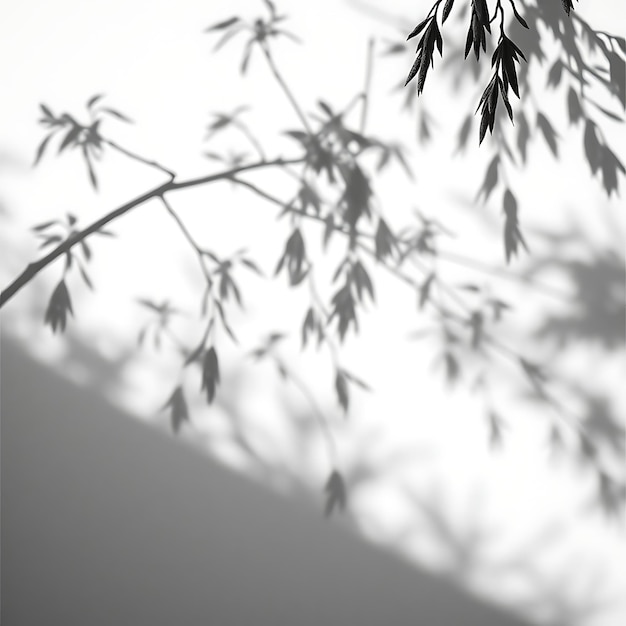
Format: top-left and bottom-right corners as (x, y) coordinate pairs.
(546, 60), (563, 88)
(201, 346), (220, 404)
(351, 260), (375, 303)
(80, 240), (92, 261)
(406, 18), (429, 41)
(240, 40), (254, 75)
(442, 0), (455, 23)
(511, 4), (529, 28)
(329, 282), (358, 341)
(536, 112), (558, 157)
(84, 151), (98, 189)
(317, 100), (334, 118)
(39, 103), (54, 118)
(456, 115), (472, 152)
(322, 213), (335, 250)
(404, 51), (423, 87)
(324, 470), (347, 517)
(584, 120), (602, 174)
(101, 107), (133, 123)
(301, 307), (316, 348)
(86, 94), (105, 109)
(262, 0), (277, 18)
(58, 125), (81, 153)
(44, 279), (74, 333)
(443, 351), (460, 385)
(240, 257), (264, 276)
(418, 273), (435, 309)
(205, 16), (240, 32)
(374, 218), (396, 260)
(519, 357), (546, 393)
(214, 299), (239, 344)
(600, 145), (626, 196)
(476, 155), (499, 202)
(468, 311), (483, 349)
(342, 370), (372, 391)
(31, 220), (59, 232)
(335, 370), (349, 413)
(162, 386), (189, 434)
(516, 111), (530, 162)
(567, 87), (583, 125)
(78, 263), (94, 290)
(275, 228), (307, 285)
(33, 134), (54, 165)
(502, 188), (528, 263)
(38, 235), (63, 249)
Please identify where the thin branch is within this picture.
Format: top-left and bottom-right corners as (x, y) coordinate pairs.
(360, 38), (375, 133)
(160, 195), (213, 286)
(1, 157), (303, 308)
(260, 43), (313, 134)
(105, 139), (176, 180)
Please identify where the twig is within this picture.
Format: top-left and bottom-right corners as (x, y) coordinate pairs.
(160, 195), (213, 286)
(105, 139), (176, 180)
(260, 43), (313, 134)
(360, 38), (375, 133)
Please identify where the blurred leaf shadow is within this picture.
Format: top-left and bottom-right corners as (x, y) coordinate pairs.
(525, 225), (625, 351)
(395, 481), (620, 626)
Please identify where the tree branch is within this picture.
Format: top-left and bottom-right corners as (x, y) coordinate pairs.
(0, 157), (303, 308)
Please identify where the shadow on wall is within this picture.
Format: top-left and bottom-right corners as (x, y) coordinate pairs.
(1, 337), (537, 626)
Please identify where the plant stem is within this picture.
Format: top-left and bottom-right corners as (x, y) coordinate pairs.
(160, 195), (213, 286)
(261, 43), (313, 134)
(360, 38), (375, 133)
(105, 139), (176, 180)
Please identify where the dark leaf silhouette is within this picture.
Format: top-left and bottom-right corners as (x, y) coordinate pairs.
(301, 307), (317, 348)
(443, 351), (460, 385)
(205, 17), (240, 32)
(546, 60), (563, 88)
(536, 112), (559, 157)
(44, 279), (74, 333)
(567, 87), (583, 125)
(201, 346), (220, 404)
(162, 386), (190, 434)
(464, 0), (491, 61)
(476, 155), (499, 202)
(275, 228), (307, 286)
(335, 370), (349, 413)
(374, 218), (397, 260)
(516, 111), (530, 162)
(351, 260), (375, 303)
(324, 469), (347, 516)
(468, 310), (484, 349)
(418, 272), (435, 309)
(502, 188), (528, 263)
(405, 16), (444, 95)
(442, 0), (455, 24)
(328, 282), (358, 341)
(561, 0), (577, 17)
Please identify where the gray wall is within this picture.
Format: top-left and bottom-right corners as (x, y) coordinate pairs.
(2, 338), (534, 625)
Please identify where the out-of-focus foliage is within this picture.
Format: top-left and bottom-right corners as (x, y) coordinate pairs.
(1, 0), (623, 518)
